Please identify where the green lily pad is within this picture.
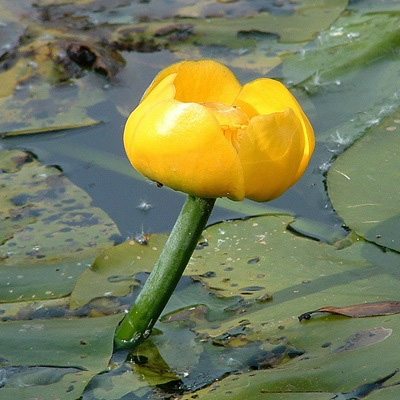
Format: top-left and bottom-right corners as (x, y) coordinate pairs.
(181, 218), (400, 397)
(180, 357), (400, 399)
(0, 314), (123, 399)
(0, 149), (120, 302)
(0, 369), (95, 400)
(0, 259), (93, 304)
(327, 110), (400, 252)
(117, 0), (348, 47)
(69, 235), (168, 309)
(283, 11), (400, 85)
(0, 314), (123, 370)
(281, 10), (400, 147)
(83, 367), (151, 400)
(349, 0), (400, 13)
(0, 5), (123, 136)
(368, 385), (400, 400)
(71, 213), (400, 312)
(110, 0), (348, 75)
(0, 80), (102, 137)
(69, 214), (400, 398)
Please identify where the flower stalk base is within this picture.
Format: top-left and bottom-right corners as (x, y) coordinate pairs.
(114, 195), (215, 349)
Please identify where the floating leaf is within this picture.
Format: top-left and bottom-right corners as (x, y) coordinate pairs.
(327, 111), (400, 252)
(281, 10), (400, 147)
(122, 0), (348, 45)
(0, 297), (69, 321)
(336, 370), (399, 399)
(288, 217), (346, 244)
(69, 214), (400, 397)
(367, 385), (400, 400)
(0, 369), (95, 400)
(0, 149), (120, 302)
(83, 367), (151, 400)
(69, 235), (167, 309)
(283, 11), (400, 85)
(0, 314), (123, 370)
(299, 301), (400, 321)
(111, 0), (348, 74)
(0, 259), (92, 304)
(0, 9), (123, 135)
(0, 80), (102, 136)
(181, 368), (400, 399)
(0, 314), (123, 399)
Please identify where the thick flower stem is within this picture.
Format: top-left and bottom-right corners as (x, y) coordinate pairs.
(114, 195), (216, 349)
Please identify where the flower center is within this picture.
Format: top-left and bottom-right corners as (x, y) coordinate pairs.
(203, 102), (249, 152)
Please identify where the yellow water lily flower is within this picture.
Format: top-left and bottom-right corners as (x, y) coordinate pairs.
(124, 60), (315, 201)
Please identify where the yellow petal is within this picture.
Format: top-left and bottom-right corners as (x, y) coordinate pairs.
(235, 78), (315, 181)
(238, 108), (305, 201)
(124, 73), (177, 153)
(142, 60), (242, 105)
(125, 99), (245, 200)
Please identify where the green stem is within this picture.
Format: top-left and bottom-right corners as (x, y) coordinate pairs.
(115, 195), (216, 349)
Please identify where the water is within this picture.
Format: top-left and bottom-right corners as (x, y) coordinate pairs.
(2, 49), (345, 240)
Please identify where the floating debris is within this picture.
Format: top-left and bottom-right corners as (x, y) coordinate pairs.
(136, 200), (153, 212)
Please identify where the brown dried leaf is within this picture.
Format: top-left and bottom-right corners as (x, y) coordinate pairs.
(298, 301), (400, 321)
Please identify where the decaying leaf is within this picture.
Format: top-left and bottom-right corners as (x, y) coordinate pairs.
(299, 301), (400, 321)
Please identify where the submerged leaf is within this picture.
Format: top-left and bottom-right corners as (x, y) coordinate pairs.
(127, 340), (181, 386)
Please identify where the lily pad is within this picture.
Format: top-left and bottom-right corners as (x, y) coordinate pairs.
(181, 218), (400, 397)
(82, 367), (151, 400)
(110, 0), (348, 75)
(327, 110), (400, 252)
(0, 314), (123, 399)
(116, 0), (348, 46)
(0, 149), (120, 302)
(0, 369), (95, 400)
(69, 214), (400, 398)
(0, 80), (102, 137)
(69, 235), (168, 309)
(0, 259), (93, 304)
(0, 5), (123, 136)
(280, 10), (400, 148)
(71, 213), (400, 311)
(0, 314), (122, 369)
(283, 11), (400, 85)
